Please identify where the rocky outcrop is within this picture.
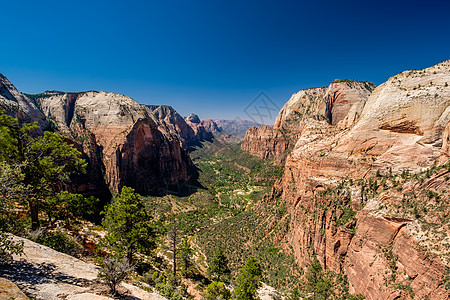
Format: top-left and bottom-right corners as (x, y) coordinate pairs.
(0, 74), (47, 128)
(148, 107), (218, 149)
(149, 106), (197, 147)
(184, 113), (215, 144)
(1, 235), (166, 300)
(241, 81), (375, 161)
(249, 60), (450, 299)
(345, 213), (447, 300)
(199, 119), (221, 135)
(35, 91), (196, 196)
(0, 278), (28, 300)
(116, 119), (193, 194)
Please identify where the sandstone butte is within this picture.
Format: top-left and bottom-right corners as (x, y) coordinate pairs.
(242, 60), (450, 299)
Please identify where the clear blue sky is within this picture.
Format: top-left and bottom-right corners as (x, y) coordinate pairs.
(1, 0), (449, 124)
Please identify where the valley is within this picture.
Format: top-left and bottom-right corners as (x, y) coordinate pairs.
(1, 59), (450, 300)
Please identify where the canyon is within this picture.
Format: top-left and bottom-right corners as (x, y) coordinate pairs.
(1, 60), (450, 299)
(0, 79), (225, 198)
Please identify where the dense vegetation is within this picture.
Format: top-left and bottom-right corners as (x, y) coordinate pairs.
(0, 111), (97, 262)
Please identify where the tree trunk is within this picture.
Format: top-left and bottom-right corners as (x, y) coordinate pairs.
(173, 230), (177, 277)
(127, 244), (134, 265)
(30, 201), (40, 230)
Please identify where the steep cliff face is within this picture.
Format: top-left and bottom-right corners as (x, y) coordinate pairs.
(184, 113), (215, 144)
(149, 105), (197, 148)
(115, 119), (193, 195)
(0, 74), (47, 128)
(148, 107), (218, 149)
(248, 60), (450, 299)
(241, 126), (291, 159)
(241, 81), (375, 161)
(36, 91), (195, 195)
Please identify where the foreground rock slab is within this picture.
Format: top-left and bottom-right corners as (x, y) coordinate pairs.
(0, 235), (166, 300)
(0, 277), (29, 300)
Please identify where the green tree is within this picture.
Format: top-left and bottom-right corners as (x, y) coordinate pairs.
(204, 281), (231, 300)
(303, 258), (333, 300)
(0, 162), (27, 233)
(207, 248), (231, 282)
(0, 112), (87, 230)
(43, 191), (98, 227)
(302, 258), (365, 300)
(179, 237), (194, 276)
(101, 186), (155, 264)
(233, 256), (263, 300)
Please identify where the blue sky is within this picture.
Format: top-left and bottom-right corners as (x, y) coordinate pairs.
(1, 0), (449, 124)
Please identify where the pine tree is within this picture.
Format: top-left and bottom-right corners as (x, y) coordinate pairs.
(233, 256), (263, 300)
(0, 111), (87, 230)
(304, 258), (333, 300)
(101, 186), (155, 264)
(179, 237), (194, 276)
(168, 222), (179, 277)
(207, 248), (231, 282)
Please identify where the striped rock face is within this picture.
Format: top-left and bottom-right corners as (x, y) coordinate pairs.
(243, 60), (450, 299)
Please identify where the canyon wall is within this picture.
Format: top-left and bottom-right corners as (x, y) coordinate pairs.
(241, 81), (375, 162)
(0, 74), (47, 128)
(243, 60), (450, 299)
(32, 91), (198, 196)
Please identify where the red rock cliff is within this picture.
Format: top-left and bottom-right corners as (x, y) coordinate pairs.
(245, 60), (450, 299)
(241, 81), (375, 161)
(36, 91), (196, 196)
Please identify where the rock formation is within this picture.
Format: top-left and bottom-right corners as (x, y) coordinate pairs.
(0, 278), (28, 300)
(0, 74), (226, 197)
(1, 235), (167, 300)
(147, 107), (221, 149)
(242, 60), (450, 298)
(184, 113), (215, 144)
(0, 74), (47, 128)
(149, 106), (204, 148)
(241, 81), (375, 162)
(32, 90), (197, 196)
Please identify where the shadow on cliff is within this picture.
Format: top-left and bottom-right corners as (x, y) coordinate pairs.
(185, 136), (214, 152)
(152, 165), (204, 197)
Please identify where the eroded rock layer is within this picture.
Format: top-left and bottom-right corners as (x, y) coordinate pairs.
(0, 74), (47, 128)
(34, 90), (197, 195)
(241, 81), (375, 161)
(243, 60), (450, 299)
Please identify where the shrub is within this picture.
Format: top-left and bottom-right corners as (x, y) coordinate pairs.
(204, 281), (231, 300)
(35, 230), (81, 255)
(0, 231), (23, 264)
(98, 257), (134, 295)
(155, 283), (184, 300)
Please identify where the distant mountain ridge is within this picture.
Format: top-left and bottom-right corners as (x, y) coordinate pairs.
(213, 119), (261, 142)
